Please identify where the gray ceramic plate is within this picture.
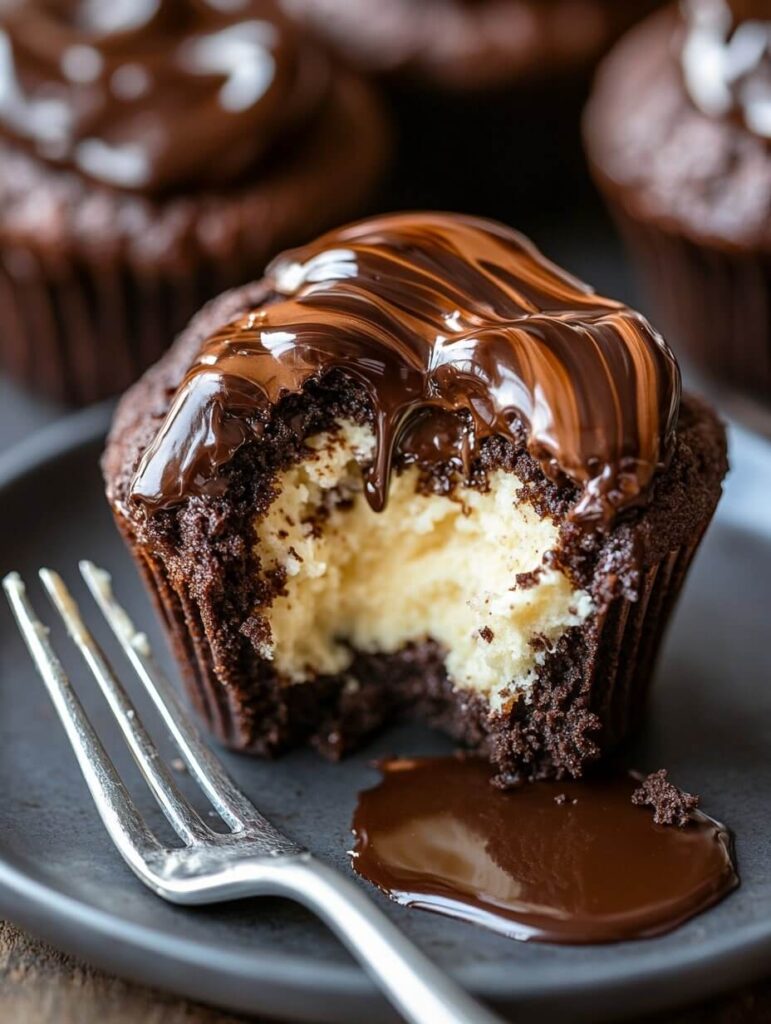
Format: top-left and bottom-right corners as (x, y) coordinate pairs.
(0, 403), (769, 1024)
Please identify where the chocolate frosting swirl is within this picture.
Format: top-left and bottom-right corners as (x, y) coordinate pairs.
(682, 0), (771, 138)
(0, 0), (329, 194)
(129, 213), (681, 530)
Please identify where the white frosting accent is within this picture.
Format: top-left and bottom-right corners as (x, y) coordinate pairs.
(252, 420), (594, 710)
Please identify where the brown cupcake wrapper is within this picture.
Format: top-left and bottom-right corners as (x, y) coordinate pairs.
(0, 247), (259, 406)
(607, 205), (771, 405)
(117, 504), (706, 778)
(588, 536), (702, 753)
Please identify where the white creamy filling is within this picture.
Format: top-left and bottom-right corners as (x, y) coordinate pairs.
(253, 420), (594, 711)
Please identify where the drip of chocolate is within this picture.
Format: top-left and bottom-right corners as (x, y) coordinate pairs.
(130, 212), (681, 529)
(0, 0), (329, 193)
(351, 757), (738, 945)
(682, 0), (771, 138)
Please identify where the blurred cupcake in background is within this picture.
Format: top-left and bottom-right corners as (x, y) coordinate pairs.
(0, 0), (389, 405)
(585, 1), (771, 410)
(281, 0), (664, 220)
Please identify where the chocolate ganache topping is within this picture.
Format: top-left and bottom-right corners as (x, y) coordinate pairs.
(129, 212), (681, 529)
(682, 0), (771, 138)
(0, 0), (329, 193)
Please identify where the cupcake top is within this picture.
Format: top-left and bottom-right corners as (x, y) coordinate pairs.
(682, 0), (771, 137)
(129, 212), (681, 531)
(585, 2), (771, 249)
(0, 0), (330, 194)
(279, 0), (660, 91)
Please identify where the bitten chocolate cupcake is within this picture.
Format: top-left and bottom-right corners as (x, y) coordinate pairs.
(585, 1), (771, 407)
(279, 0), (663, 217)
(0, 1), (388, 405)
(103, 212), (727, 783)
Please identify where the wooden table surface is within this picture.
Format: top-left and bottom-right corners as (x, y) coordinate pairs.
(1, 919), (769, 1024)
(0, 922), (249, 1024)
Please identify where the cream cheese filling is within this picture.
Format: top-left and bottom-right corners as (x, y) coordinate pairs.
(252, 420), (593, 711)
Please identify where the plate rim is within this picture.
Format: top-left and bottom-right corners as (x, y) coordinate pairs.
(0, 405), (770, 1022)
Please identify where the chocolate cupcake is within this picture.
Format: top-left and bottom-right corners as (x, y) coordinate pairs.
(104, 212), (727, 783)
(0, 1), (388, 405)
(584, 2), (771, 407)
(282, 0), (664, 90)
(280, 0), (663, 217)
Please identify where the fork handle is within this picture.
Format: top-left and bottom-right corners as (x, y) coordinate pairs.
(272, 854), (506, 1024)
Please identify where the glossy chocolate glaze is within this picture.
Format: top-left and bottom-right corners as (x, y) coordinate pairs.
(682, 0), (771, 138)
(129, 213), (680, 529)
(0, 0), (329, 193)
(351, 757), (738, 944)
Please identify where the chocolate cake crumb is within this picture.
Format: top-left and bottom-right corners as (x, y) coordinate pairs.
(239, 616), (272, 650)
(478, 627), (494, 644)
(631, 769), (700, 827)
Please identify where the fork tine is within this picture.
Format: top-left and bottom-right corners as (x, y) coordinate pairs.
(80, 561), (274, 837)
(39, 569), (211, 847)
(2, 572), (163, 874)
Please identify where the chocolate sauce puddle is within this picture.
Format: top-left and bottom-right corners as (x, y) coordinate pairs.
(350, 757), (738, 944)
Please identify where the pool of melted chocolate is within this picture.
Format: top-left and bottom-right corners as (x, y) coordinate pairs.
(350, 757), (738, 944)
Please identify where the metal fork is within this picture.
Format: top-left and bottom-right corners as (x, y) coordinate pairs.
(3, 561), (504, 1024)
